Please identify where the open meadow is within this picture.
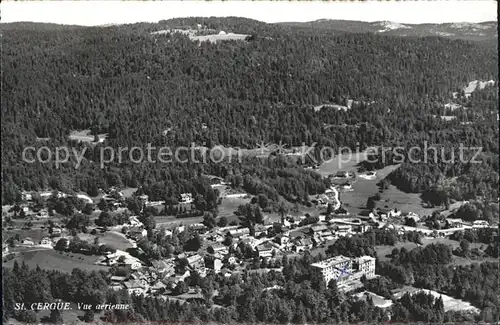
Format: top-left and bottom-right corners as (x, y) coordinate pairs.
(3, 249), (108, 273)
(218, 195), (251, 217)
(155, 215), (205, 228)
(78, 231), (134, 251)
(316, 150), (368, 177)
(326, 162), (435, 216)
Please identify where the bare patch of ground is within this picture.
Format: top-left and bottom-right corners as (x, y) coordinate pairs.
(68, 129), (107, 143)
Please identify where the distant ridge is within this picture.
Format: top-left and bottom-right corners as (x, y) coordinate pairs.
(1, 18), (497, 41)
(276, 20), (498, 41)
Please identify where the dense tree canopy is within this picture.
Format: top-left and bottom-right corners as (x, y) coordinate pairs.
(1, 18), (498, 205)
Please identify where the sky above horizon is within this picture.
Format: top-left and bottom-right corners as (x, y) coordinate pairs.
(1, 1), (496, 26)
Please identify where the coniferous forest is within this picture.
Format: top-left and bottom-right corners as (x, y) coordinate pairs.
(1, 17), (499, 324)
(1, 17), (498, 207)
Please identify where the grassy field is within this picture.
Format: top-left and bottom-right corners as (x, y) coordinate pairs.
(4, 227), (66, 243)
(327, 163), (436, 217)
(420, 237), (461, 248)
(378, 184), (435, 217)
(317, 153), (438, 217)
(155, 215), (204, 228)
(3, 249), (108, 273)
(376, 238), (461, 261)
(78, 231), (133, 251)
(152, 195), (251, 228)
(218, 196), (251, 217)
(375, 242), (422, 261)
(316, 150), (368, 177)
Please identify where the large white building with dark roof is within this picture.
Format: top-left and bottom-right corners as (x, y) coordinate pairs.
(311, 256), (353, 286)
(311, 255), (376, 287)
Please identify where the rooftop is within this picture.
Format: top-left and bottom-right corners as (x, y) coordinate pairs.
(187, 254), (203, 264)
(257, 242), (275, 251)
(123, 280), (147, 289)
(311, 255), (351, 269)
(311, 225), (329, 231)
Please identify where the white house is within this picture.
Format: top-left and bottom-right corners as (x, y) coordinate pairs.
(129, 216), (143, 227)
(341, 182), (353, 190)
(128, 226), (147, 239)
(447, 218), (466, 228)
(162, 229), (173, 237)
(213, 259), (223, 273)
(40, 237), (52, 246)
(21, 238), (35, 245)
(126, 257), (143, 270)
(124, 280), (149, 296)
(22, 191), (33, 202)
(229, 228), (250, 237)
(472, 220), (489, 228)
(293, 238), (314, 252)
(180, 193), (193, 204)
(405, 212), (420, 222)
(36, 210), (49, 219)
(110, 276), (127, 283)
(187, 254), (205, 270)
(197, 267), (208, 278)
(335, 225), (352, 237)
(254, 225), (270, 237)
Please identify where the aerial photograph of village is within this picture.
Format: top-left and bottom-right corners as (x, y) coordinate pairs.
(1, 1), (498, 324)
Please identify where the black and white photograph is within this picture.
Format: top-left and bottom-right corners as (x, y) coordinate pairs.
(1, 0), (498, 324)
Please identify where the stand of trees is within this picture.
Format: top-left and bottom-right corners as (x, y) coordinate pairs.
(3, 245), (498, 324)
(378, 244), (498, 320)
(2, 18), (498, 208)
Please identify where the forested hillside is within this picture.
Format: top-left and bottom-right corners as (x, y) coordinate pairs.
(1, 17), (498, 205)
(278, 20), (498, 41)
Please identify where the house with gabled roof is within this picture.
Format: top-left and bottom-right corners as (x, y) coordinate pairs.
(229, 227), (250, 237)
(151, 260), (175, 276)
(123, 279), (149, 296)
(310, 224), (329, 235)
(186, 254), (205, 270)
(256, 242), (275, 258)
(293, 238), (313, 252)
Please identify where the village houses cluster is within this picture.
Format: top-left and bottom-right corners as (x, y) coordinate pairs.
(3, 179), (494, 300)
